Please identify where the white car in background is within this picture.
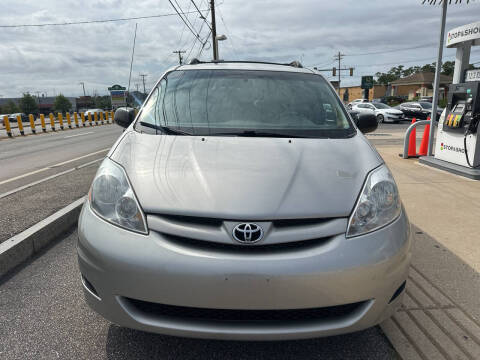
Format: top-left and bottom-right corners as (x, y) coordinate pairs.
(351, 102), (405, 123)
(347, 99), (368, 109)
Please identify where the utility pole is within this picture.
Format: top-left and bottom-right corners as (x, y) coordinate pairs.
(210, 0), (218, 60)
(79, 82), (86, 97)
(333, 51), (345, 94)
(139, 74), (147, 95)
(173, 50), (186, 65)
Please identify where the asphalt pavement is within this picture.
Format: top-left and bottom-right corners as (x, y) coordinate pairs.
(0, 124), (123, 243)
(0, 229), (399, 360)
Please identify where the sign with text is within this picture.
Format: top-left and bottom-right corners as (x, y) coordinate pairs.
(108, 84), (127, 108)
(446, 21), (480, 48)
(361, 76), (374, 89)
(465, 69), (480, 82)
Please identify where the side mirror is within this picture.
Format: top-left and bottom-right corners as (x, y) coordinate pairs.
(350, 111), (378, 134)
(114, 107), (135, 128)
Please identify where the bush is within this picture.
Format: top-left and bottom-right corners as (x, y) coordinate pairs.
(438, 99), (447, 108)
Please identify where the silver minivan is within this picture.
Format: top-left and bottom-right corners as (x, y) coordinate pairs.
(77, 61), (411, 340)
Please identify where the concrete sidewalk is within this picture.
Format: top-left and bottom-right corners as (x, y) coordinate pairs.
(376, 144), (480, 360)
(378, 145), (480, 273)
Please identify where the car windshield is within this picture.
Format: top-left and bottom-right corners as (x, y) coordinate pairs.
(372, 103), (390, 109)
(143, 69), (355, 138)
(420, 102), (432, 109)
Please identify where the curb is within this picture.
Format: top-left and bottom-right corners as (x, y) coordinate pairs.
(0, 197), (85, 279)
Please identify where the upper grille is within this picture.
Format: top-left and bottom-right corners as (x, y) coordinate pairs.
(146, 213), (347, 250)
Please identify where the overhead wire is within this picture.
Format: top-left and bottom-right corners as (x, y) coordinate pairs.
(0, 10), (204, 28)
(345, 43), (437, 56)
(216, 3), (239, 59)
(190, 0), (212, 29)
(167, 0), (202, 40)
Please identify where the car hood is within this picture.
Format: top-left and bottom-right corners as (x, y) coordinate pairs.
(385, 109), (403, 115)
(110, 132), (383, 219)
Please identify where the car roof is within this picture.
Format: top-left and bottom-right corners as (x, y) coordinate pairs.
(176, 61), (315, 74)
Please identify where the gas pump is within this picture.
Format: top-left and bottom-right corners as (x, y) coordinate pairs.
(420, 21), (480, 178)
(437, 81), (480, 167)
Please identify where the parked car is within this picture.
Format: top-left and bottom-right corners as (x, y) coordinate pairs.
(83, 109), (104, 118)
(419, 96), (433, 102)
(78, 61), (411, 340)
(8, 113), (28, 123)
(347, 98), (368, 109)
(396, 102), (443, 120)
(351, 102), (405, 123)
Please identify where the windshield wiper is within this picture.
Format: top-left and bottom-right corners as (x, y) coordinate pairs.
(139, 122), (192, 135)
(212, 130), (307, 138)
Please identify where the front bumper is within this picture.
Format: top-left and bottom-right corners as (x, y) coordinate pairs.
(77, 203), (412, 340)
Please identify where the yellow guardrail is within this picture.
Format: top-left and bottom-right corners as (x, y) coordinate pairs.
(29, 114), (36, 134)
(3, 115), (12, 137)
(2, 110), (117, 138)
(17, 114), (24, 135)
(40, 114), (46, 132)
(49, 113), (56, 131)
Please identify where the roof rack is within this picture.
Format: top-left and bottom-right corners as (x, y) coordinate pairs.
(188, 59), (303, 68)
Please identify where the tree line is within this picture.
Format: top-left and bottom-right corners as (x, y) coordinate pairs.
(374, 60), (478, 85)
(0, 93), (112, 115)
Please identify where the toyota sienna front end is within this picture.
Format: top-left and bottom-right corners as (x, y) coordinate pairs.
(77, 61), (412, 340)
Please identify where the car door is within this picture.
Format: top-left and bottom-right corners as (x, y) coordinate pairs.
(411, 103), (424, 119)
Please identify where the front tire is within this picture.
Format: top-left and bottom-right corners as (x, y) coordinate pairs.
(377, 114), (384, 123)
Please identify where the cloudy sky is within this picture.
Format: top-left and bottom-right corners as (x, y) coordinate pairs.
(0, 0), (479, 98)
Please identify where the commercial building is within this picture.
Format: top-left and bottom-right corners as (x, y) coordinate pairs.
(338, 85), (387, 102)
(389, 71), (452, 100)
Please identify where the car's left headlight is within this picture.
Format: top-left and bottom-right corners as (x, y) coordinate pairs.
(88, 158), (147, 234)
(347, 165), (401, 237)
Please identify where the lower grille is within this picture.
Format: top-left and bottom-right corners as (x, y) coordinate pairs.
(122, 297), (366, 323)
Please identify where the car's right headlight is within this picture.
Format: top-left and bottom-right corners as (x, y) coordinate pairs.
(88, 158), (147, 234)
(347, 165), (401, 237)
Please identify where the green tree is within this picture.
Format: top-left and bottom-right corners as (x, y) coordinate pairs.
(3, 100), (20, 114)
(94, 95), (111, 109)
(19, 93), (38, 115)
(54, 94), (72, 113)
(441, 61), (455, 76)
(421, 62), (436, 73)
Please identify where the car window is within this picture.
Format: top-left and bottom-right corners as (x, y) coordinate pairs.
(137, 87), (159, 126)
(159, 69), (354, 138)
(373, 103), (390, 109)
(357, 104), (367, 108)
(419, 102), (432, 109)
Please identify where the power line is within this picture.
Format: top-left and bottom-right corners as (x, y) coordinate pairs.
(0, 10), (205, 28)
(190, 0), (212, 29)
(167, 0), (202, 40)
(173, 0), (200, 37)
(217, 4), (238, 58)
(345, 43), (437, 56)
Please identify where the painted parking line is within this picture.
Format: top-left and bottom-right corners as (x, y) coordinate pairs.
(0, 148), (109, 186)
(64, 132), (94, 139)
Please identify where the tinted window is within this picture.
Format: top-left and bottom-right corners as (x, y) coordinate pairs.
(159, 69), (354, 138)
(137, 87), (159, 126)
(419, 102), (432, 109)
(373, 103), (390, 109)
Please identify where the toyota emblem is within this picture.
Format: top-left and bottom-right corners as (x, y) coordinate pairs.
(232, 223), (264, 244)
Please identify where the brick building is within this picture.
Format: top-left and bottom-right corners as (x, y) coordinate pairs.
(389, 72), (452, 100)
(338, 85), (387, 103)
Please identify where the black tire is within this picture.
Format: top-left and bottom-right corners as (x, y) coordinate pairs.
(377, 114), (384, 123)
